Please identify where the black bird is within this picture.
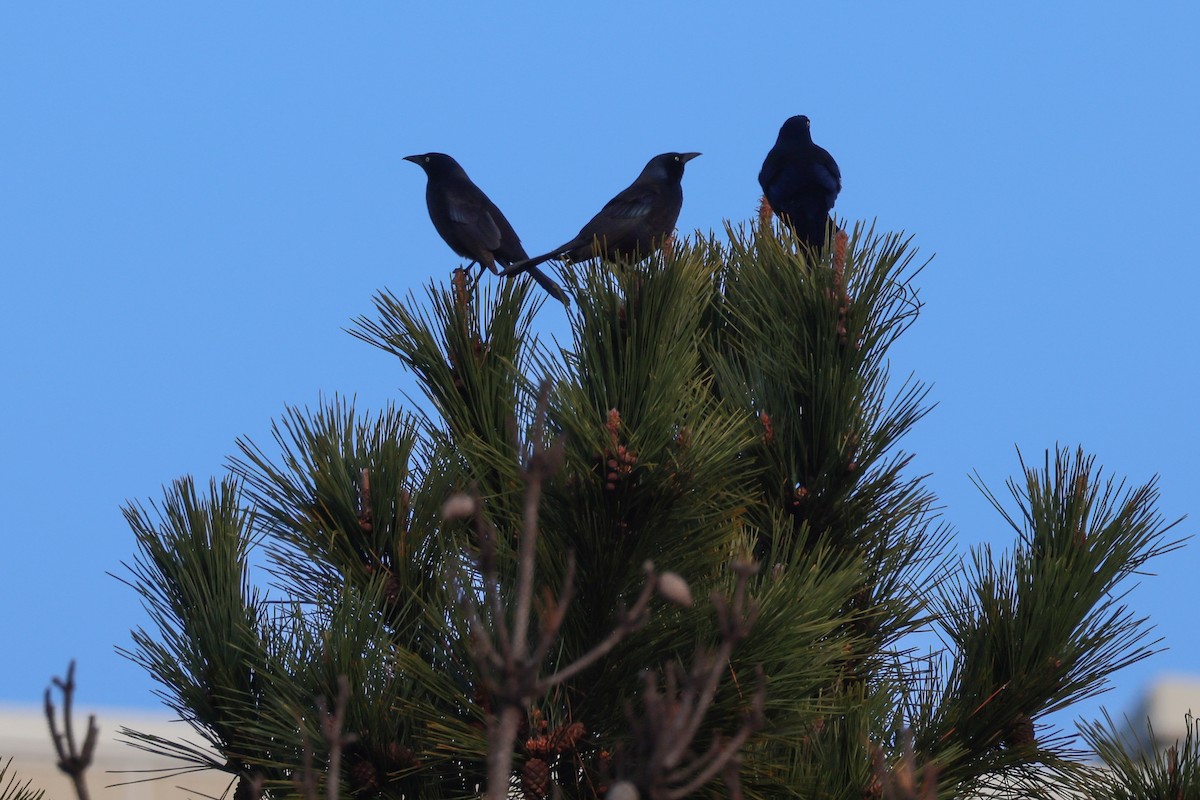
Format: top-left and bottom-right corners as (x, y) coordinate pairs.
(404, 152), (569, 304)
(501, 152), (700, 276)
(758, 115), (841, 250)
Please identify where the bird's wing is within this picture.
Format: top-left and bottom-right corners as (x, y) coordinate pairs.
(761, 148), (818, 209)
(758, 151), (785, 199)
(761, 164), (805, 208)
(445, 187), (504, 251)
(816, 147), (842, 200)
(597, 184), (658, 220)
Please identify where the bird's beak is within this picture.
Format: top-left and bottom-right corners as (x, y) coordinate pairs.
(680, 152), (701, 163)
(403, 154), (422, 165)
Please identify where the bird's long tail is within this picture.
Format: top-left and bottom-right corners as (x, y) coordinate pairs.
(498, 249), (559, 278)
(523, 264), (570, 306)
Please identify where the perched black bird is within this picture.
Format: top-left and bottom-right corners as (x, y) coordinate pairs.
(404, 152), (568, 304)
(501, 152), (700, 276)
(758, 115), (841, 250)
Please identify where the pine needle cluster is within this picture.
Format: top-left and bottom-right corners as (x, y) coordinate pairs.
(107, 222), (1186, 800)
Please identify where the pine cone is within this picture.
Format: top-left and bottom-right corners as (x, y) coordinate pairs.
(386, 742), (415, 769)
(549, 721), (586, 753)
(452, 267), (470, 309)
(834, 227), (848, 272)
(1004, 713), (1036, 749)
(383, 570), (402, 604)
(349, 757), (381, 794)
(525, 734), (552, 759)
(759, 195), (774, 225)
(522, 757), (551, 799)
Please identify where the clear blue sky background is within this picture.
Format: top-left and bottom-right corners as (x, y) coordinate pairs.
(3, 1), (1198, 741)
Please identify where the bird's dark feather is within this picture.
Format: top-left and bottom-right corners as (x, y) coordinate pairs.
(758, 116), (842, 250)
(501, 152), (697, 275)
(407, 152), (568, 304)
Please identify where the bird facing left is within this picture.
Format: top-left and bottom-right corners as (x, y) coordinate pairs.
(403, 152), (569, 305)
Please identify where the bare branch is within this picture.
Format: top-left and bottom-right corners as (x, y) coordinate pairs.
(539, 562), (658, 690)
(44, 660), (98, 800)
(666, 670), (765, 799)
(294, 675), (357, 800)
(874, 730), (939, 800)
(617, 564), (765, 800)
(528, 549), (578, 668)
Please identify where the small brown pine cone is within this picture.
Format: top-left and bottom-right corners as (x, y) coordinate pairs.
(834, 228), (849, 272)
(386, 742), (414, 769)
(675, 425), (692, 450)
(522, 757), (551, 799)
(525, 734), (552, 759)
(349, 757), (381, 793)
(550, 721), (586, 752)
(759, 411), (774, 445)
(384, 571), (402, 604)
(759, 195), (774, 225)
(1005, 713), (1036, 749)
(452, 268), (470, 308)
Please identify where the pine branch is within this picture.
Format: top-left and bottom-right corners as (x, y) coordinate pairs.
(541, 247), (763, 711)
(450, 384), (684, 800)
(920, 446), (1186, 796)
(1072, 709), (1200, 799)
(350, 277), (541, 498)
(109, 221), (1188, 800)
(114, 477), (275, 778)
(230, 399), (439, 636)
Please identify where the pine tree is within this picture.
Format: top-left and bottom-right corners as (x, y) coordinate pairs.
(108, 221), (1187, 800)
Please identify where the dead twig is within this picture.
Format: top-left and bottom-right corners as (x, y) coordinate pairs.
(871, 730), (939, 800)
(44, 660), (99, 800)
(619, 561), (765, 800)
(294, 675), (357, 800)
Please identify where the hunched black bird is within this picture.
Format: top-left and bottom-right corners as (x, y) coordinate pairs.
(758, 116), (841, 250)
(404, 152), (569, 305)
(501, 152), (700, 277)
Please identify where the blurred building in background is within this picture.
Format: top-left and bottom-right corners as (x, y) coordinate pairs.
(1123, 674), (1200, 752)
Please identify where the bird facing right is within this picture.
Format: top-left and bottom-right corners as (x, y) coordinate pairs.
(758, 115), (842, 251)
(501, 151), (700, 277)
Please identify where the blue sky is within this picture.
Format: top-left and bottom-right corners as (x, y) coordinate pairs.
(2, 1), (1198, 737)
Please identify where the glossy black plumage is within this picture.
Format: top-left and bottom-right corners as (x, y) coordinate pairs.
(404, 152), (568, 304)
(502, 152), (700, 276)
(758, 116), (841, 250)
